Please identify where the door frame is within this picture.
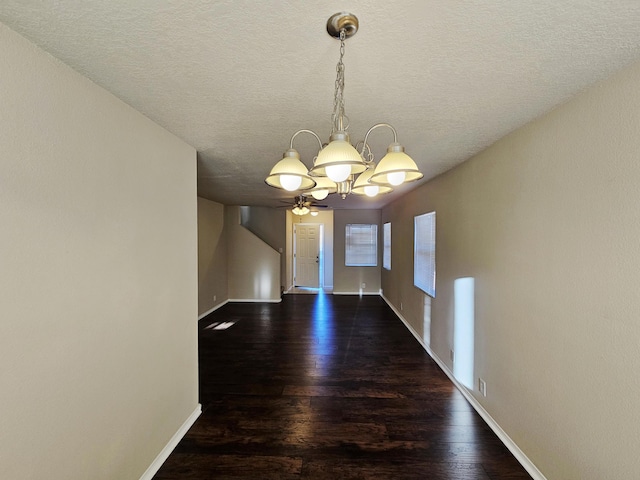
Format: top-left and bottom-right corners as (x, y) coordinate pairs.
(293, 223), (324, 288)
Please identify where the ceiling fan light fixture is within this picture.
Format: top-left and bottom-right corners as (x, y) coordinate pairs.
(292, 205), (310, 216)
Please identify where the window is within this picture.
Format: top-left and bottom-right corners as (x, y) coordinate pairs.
(383, 222), (391, 270)
(414, 212), (435, 297)
(345, 224), (378, 266)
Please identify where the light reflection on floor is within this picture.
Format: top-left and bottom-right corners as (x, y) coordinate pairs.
(311, 291), (335, 374)
(204, 321), (236, 330)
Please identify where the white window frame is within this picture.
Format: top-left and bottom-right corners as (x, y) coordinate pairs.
(383, 222), (391, 270)
(345, 224), (378, 267)
(414, 212), (436, 297)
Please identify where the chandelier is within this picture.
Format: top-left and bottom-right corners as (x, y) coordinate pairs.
(265, 12), (423, 200)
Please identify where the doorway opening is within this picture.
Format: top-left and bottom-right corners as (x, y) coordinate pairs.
(293, 223), (323, 289)
(287, 210), (333, 293)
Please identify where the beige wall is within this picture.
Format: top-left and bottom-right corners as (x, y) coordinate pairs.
(383, 60), (640, 479)
(240, 206), (286, 291)
(333, 209), (381, 294)
(198, 197), (228, 316)
(226, 206), (281, 301)
(0, 23), (199, 480)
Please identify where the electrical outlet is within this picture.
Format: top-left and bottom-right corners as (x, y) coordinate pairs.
(450, 349), (454, 362)
(400, 302), (403, 310)
(361, 282), (366, 288)
(478, 378), (487, 397)
(213, 295), (217, 302)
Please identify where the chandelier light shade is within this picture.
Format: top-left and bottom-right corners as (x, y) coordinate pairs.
(369, 143), (424, 186)
(311, 188), (330, 201)
(265, 149), (316, 191)
(351, 167), (393, 197)
(310, 132), (367, 182)
(308, 176), (338, 200)
(264, 12), (422, 200)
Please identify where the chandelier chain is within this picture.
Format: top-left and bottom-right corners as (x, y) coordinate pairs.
(265, 13), (423, 201)
(332, 29), (347, 133)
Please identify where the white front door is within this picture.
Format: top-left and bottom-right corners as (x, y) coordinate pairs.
(294, 224), (320, 288)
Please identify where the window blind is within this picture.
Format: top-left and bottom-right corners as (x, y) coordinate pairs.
(383, 222), (391, 270)
(345, 224), (378, 267)
(414, 212), (435, 297)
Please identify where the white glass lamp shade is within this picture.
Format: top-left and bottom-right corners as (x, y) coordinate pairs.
(265, 149), (316, 191)
(369, 143), (423, 186)
(292, 205), (310, 216)
(351, 168), (393, 197)
(310, 132), (366, 182)
(308, 176), (337, 200)
(386, 171), (406, 186)
(280, 174), (302, 191)
(326, 163), (352, 183)
(310, 211), (319, 217)
(364, 184), (380, 197)
(311, 189), (329, 200)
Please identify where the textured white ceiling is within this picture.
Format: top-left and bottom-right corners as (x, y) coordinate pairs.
(2, 1), (640, 209)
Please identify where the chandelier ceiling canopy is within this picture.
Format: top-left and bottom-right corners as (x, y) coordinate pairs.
(265, 12), (423, 202)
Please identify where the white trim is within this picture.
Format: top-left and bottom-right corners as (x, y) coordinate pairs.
(228, 298), (282, 303)
(139, 404), (202, 480)
(198, 300), (229, 319)
(285, 286), (334, 293)
(332, 291), (380, 295)
(380, 294), (547, 480)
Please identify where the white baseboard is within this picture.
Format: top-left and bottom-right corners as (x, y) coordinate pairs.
(381, 294), (547, 480)
(332, 291), (380, 295)
(285, 284), (335, 293)
(198, 300), (229, 320)
(228, 298), (282, 303)
(139, 404), (202, 480)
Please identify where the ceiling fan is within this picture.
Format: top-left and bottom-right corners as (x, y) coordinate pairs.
(280, 195), (328, 216)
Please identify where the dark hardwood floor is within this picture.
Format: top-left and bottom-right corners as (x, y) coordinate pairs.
(153, 294), (531, 480)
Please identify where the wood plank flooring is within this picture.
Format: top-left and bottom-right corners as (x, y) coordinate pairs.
(153, 294), (532, 480)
